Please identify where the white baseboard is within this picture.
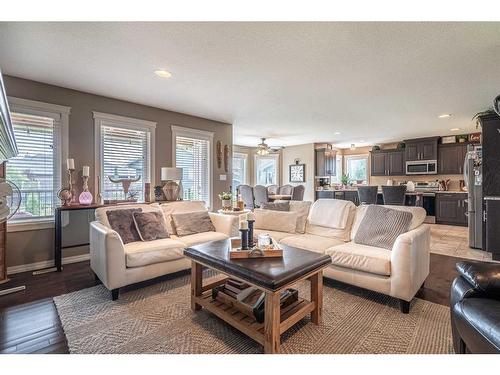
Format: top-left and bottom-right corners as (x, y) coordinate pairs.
(7, 253), (90, 275)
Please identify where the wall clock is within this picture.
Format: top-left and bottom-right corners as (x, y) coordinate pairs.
(289, 164), (305, 182)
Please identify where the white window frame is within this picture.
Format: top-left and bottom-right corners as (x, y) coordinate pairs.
(345, 154), (369, 184)
(254, 154), (280, 186)
(6, 97), (70, 232)
(171, 125), (214, 209)
(232, 152), (248, 190)
(94, 112), (156, 202)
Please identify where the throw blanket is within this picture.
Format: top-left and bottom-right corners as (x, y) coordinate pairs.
(307, 199), (353, 229)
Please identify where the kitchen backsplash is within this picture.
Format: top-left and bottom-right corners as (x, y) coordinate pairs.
(370, 174), (465, 191)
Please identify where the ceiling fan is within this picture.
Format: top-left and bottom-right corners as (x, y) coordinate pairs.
(256, 138), (284, 155)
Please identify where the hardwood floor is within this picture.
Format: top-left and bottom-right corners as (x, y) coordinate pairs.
(0, 254), (465, 354)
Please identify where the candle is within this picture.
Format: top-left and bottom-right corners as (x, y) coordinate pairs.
(239, 220), (248, 230)
(67, 158), (75, 170)
(247, 212), (256, 221)
(82, 166), (90, 177)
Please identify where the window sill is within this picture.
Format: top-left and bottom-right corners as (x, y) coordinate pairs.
(7, 219), (55, 233)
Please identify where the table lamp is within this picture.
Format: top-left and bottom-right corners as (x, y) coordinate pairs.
(161, 167), (183, 201)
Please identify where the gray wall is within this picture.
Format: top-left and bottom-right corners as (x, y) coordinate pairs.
(4, 75), (232, 268)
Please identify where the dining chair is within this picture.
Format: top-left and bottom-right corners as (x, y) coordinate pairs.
(278, 184), (293, 195)
(253, 185), (269, 208)
(381, 185), (407, 206)
(267, 184), (279, 195)
(291, 185), (305, 201)
(237, 184), (255, 209)
(357, 186), (378, 205)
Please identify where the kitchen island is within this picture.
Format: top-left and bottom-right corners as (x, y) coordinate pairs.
(315, 188), (468, 227)
(315, 188), (423, 206)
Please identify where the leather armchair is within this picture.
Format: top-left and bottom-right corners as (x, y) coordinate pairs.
(450, 261), (500, 354)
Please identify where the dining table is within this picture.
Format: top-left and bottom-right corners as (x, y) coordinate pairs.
(268, 194), (292, 201)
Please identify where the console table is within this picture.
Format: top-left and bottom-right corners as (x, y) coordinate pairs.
(50, 202), (154, 273)
(52, 204), (105, 272)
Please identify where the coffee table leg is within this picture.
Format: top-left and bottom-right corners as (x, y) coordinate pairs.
(191, 261), (203, 311)
(310, 270), (323, 325)
(264, 291), (281, 354)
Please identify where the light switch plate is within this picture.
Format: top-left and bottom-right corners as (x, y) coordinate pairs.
(219, 174), (227, 181)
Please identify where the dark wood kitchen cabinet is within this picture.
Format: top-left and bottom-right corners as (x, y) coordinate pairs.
(315, 190), (360, 205)
(435, 193), (468, 226)
(438, 143), (467, 175)
(404, 137), (439, 161)
(370, 149), (405, 176)
(315, 148), (336, 176)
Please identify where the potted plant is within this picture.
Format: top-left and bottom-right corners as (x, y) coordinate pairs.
(341, 174), (350, 188)
(218, 191), (233, 210)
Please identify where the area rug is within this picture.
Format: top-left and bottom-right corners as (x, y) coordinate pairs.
(53, 272), (454, 354)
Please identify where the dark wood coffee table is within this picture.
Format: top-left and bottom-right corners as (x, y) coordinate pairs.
(183, 239), (331, 354)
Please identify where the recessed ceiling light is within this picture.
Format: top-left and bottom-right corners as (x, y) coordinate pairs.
(154, 69), (172, 78)
(438, 114), (452, 119)
(450, 128), (460, 132)
(334, 132), (341, 135)
(360, 140), (365, 143)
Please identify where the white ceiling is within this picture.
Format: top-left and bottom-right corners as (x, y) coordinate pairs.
(0, 22), (499, 148)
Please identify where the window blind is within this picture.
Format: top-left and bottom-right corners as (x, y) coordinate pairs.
(101, 125), (150, 201)
(175, 135), (210, 206)
(6, 112), (58, 221)
(232, 153), (247, 194)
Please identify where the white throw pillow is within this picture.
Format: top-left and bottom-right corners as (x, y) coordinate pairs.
(288, 201), (312, 234)
(253, 209), (298, 234)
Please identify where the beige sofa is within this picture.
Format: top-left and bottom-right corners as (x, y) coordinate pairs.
(253, 199), (430, 313)
(89, 201), (239, 300)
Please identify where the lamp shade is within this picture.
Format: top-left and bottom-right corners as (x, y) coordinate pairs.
(161, 167), (183, 181)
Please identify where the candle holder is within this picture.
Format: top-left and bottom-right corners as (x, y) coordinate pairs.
(239, 228), (249, 250)
(247, 219), (255, 248)
(96, 175), (104, 205)
(78, 175), (93, 205)
(67, 168), (77, 204)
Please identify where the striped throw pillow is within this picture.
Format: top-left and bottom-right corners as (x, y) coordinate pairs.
(353, 205), (412, 250)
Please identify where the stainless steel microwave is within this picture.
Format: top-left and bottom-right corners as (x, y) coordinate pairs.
(405, 160), (437, 175)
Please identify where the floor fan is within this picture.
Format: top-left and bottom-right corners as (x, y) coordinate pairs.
(0, 178), (25, 296)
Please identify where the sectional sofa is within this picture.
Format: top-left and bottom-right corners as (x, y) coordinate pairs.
(89, 199), (430, 313)
(90, 201), (239, 300)
(253, 199), (430, 313)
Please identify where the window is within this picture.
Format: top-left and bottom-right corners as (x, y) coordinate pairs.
(94, 112), (155, 202)
(255, 154), (279, 186)
(172, 126), (213, 208)
(345, 155), (368, 184)
(6, 97), (70, 225)
(232, 152), (247, 193)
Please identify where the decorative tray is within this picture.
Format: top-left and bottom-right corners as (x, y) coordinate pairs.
(229, 243), (284, 259)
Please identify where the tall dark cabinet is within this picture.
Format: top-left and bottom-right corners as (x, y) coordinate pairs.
(481, 113), (500, 260)
(370, 149), (405, 176)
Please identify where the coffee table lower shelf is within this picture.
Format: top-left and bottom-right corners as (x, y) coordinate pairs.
(194, 291), (315, 346)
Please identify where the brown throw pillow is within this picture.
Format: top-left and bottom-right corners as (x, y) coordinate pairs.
(170, 211), (215, 237)
(354, 205), (413, 250)
(132, 211), (170, 241)
(106, 208), (142, 244)
(260, 201), (290, 211)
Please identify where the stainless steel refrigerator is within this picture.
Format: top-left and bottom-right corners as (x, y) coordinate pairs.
(464, 144), (483, 249)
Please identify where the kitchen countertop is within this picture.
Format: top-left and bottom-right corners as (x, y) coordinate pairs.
(316, 189), (423, 195)
(434, 190), (467, 194)
(316, 188), (467, 195)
